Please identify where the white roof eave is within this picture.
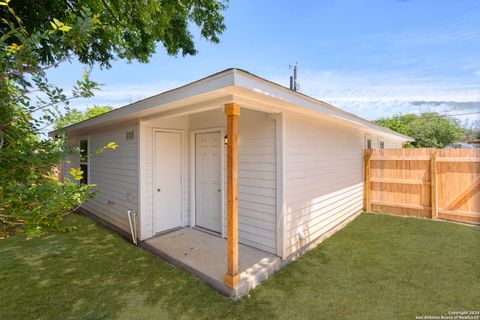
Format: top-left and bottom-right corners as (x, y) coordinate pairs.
(49, 68), (413, 142)
(232, 69), (413, 141)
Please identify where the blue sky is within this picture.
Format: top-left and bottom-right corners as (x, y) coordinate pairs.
(47, 0), (480, 125)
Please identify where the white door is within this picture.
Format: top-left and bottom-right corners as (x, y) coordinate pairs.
(154, 131), (182, 233)
(195, 131), (222, 233)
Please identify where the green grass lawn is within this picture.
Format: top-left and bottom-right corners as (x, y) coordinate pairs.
(1, 213), (479, 320)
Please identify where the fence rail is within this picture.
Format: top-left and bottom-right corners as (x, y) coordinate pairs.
(364, 148), (480, 225)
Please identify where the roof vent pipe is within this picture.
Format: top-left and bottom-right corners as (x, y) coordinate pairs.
(289, 62), (299, 91)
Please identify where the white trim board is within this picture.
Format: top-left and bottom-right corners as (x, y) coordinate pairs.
(275, 112), (286, 258)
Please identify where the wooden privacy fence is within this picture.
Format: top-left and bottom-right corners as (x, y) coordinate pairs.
(364, 148), (480, 225)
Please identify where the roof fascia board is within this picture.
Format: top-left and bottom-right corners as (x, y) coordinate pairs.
(50, 68), (412, 142)
(232, 69), (412, 141)
(49, 69), (236, 135)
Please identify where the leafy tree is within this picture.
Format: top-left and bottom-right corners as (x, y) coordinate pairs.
(462, 119), (480, 141)
(375, 112), (465, 148)
(53, 109), (84, 130)
(1, 0), (228, 67)
(54, 105), (112, 129)
(0, 0), (227, 236)
(374, 113), (417, 137)
(83, 105), (112, 119)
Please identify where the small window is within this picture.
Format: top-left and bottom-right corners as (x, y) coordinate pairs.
(366, 138), (372, 149)
(80, 164), (88, 185)
(79, 139), (89, 184)
(379, 141), (385, 149)
(80, 139), (88, 162)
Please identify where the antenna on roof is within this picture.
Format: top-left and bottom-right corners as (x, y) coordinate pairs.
(289, 62), (299, 91)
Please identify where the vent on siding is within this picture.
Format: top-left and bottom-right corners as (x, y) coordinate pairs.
(126, 131), (135, 140)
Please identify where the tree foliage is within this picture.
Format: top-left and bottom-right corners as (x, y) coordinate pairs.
(462, 119), (480, 141)
(375, 112), (466, 148)
(54, 105), (112, 129)
(0, 0), (227, 236)
(1, 0), (228, 68)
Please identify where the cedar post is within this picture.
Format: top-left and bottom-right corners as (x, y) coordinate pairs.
(224, 103), (240, 288)
(364, 149), (372, 212)
(430, 153), (438, 219)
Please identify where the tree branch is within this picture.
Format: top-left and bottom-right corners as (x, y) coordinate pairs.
(0, 58), (69, 80)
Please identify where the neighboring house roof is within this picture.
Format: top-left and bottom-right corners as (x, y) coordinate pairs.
(49, 68), (413, 141)
(448, 141), (480, 149)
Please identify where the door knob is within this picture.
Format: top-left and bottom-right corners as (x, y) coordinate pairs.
(217, 189), (221, 192)
(157, 188), (161, 192)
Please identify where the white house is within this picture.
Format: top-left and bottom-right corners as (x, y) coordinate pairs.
(51, 68), (411, 297)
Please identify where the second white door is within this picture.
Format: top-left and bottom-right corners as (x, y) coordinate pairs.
(195, 131), (222, 233)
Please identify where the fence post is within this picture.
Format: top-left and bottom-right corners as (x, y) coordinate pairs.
(430, 152), (438, 219)
(364, 149), (372, 212)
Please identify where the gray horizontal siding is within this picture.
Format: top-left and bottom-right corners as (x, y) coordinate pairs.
(66, 124), (139, 234)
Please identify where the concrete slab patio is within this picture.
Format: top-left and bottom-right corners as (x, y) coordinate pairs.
(142, 228), (282, 298)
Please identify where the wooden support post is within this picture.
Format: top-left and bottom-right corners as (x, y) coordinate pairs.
(430, 153), (438, 219)
(364, 149), (372, 212)
(224, 103), (240, 288)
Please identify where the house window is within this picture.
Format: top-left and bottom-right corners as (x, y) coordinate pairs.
(379, 141), (385, 149)
(79, 139), (89, 184)
(366, 138), (372, 149)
